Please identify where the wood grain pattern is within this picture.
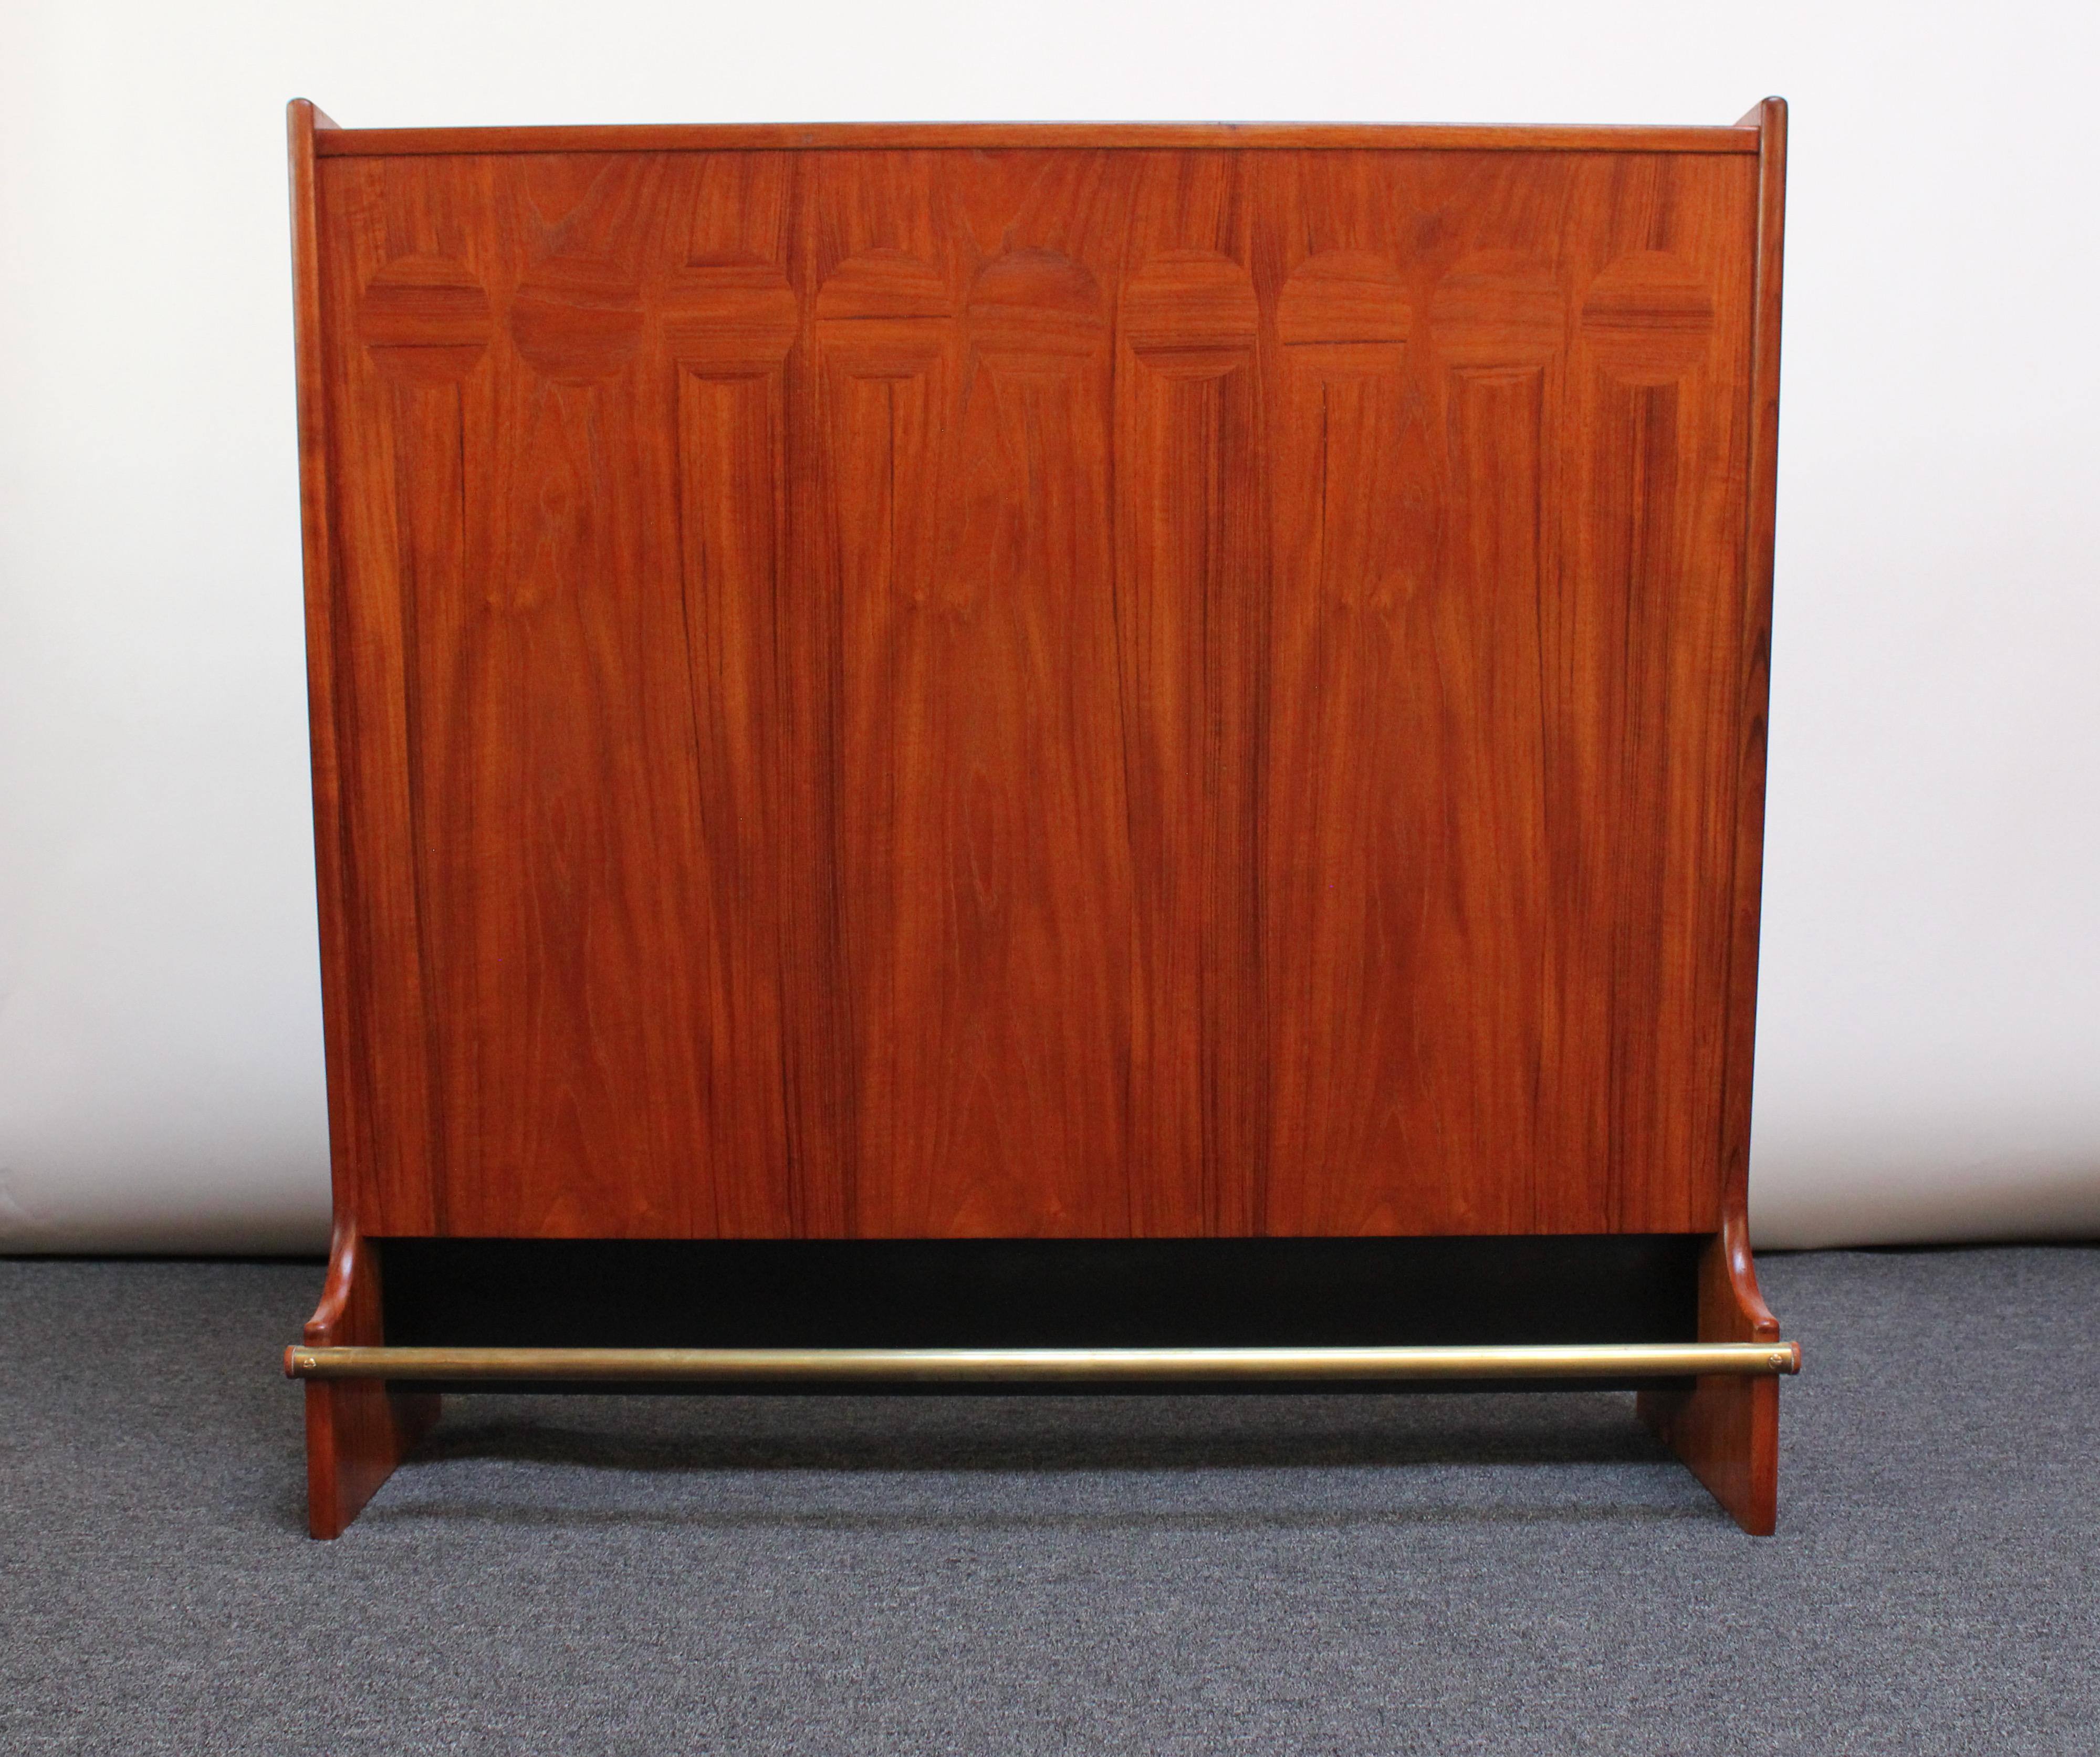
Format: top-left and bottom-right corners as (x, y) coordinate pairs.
(291, 102), (1792, 1536)
(797, 152), (1138, 1238)
(1118, 172), (1268, 1238)
(299, 120), (1770, 1247)
(296, 99), (438, 1540)
(664, 161), (800, 1239)
(1719, 97), (1790, 1260)
(315, 123), (1760, 159)
(290, 97), (378, 1240)
(299, 1218), (438, 1539)
(1637, 1211), (1783, 1532)
(1636, 98), (1790, 1535)
(1262, 234), (1424, 1238)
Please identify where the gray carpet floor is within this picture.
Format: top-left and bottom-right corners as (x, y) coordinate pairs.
(2, 1247), (2095, 1754)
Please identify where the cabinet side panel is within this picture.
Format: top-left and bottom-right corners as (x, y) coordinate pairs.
(292, 103), (381, 1233)
(1716, 99), (1788, 1235)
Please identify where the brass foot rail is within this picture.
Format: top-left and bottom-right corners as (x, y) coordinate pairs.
(286, 1341), (1800, 1383)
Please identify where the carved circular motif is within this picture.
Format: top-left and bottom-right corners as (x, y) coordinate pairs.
(509, 258), (643, 384)
(661, 266), (799, 363)
(815, 249), (951, 323)
(1429, 251), (1563, 362)
(1277, 250), (1410, 348)
(967, 249), (1104, 357)
(358, 256), (492, 386)
(1121, 250), (1258, 368)
(1580, 252), (1715, 376)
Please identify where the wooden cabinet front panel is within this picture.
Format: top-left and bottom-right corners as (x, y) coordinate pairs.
(310, 143), (1756, 1239)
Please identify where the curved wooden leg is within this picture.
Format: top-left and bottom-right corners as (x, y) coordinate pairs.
(1637, 1214), (1782, 1534)
(301, 1219), (440, 1539)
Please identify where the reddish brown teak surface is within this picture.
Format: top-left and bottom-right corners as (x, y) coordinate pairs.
(289, 102), (1789, 1535)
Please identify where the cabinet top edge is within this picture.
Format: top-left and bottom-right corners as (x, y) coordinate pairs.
(310, 121), (1764, 158)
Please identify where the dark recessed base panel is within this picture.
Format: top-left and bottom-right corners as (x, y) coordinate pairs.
(380, 1235), (1701, 1396)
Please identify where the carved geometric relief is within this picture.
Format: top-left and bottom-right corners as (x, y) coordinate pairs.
(1277, 248), (1410, 369)
(815, 248), (952, 323)
(388, 158), (711, 1237)
(814, 248), (958, 1233)
(1262, 248), (1419, 1234)
(814, 251), (949, 595)
(932, 248), (1129, 1237)
(663, 273), (799, 368)
(510, 256), (644, 383)
(354, 257), (487, 661)
(1430, 250), (1561, 365)
(1574, 249), (1723, 1232)
(315, 143), (1761, 1248)
(679, 151), (790, 270)
(507, 158), (661, 384)
(1422, 251), (1567, 1230)
(358, 255), (491, 385)
(966, 248), (1104, 363)
(669, 266), (798, 1237)
(1278, 249), (1412, 590)
(1116, 247), (1264, 1234)
(954, 153), (1058, 257)
(1580, 250), (1715, 380)
(1122, 248), (1259, 373)
(656, 233), (805, 1238)
(352, 255), (488, 1234)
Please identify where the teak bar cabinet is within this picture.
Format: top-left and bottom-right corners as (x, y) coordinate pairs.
(284, 100), (1795, 1536)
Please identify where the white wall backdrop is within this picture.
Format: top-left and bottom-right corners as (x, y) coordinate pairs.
(2, 0), (2096, 1252)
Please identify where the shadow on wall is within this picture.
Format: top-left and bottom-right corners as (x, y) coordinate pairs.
(1752, 1144), (2100, 1249)
(4, 1145), (2099, 1255)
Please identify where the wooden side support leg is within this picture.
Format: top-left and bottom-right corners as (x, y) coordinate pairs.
(300, 1218), (440, 1539)
(1638, 1213), (1783, 1534)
